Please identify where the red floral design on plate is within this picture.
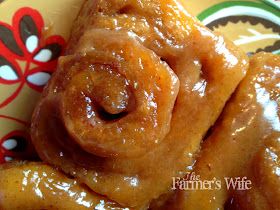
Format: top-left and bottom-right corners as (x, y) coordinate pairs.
(0, 7), (65, 163)
(0, 130), (37, 164)
(0, 7), (65, 108)
(0, 114), (37, 164)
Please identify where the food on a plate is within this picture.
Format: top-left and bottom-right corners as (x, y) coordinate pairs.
(3, 0), (279, 209)
(166, 52), (280, 210)
(225, 53), (280, 210)
(0, 162), (126, 210)
(31, 0), (248, 208)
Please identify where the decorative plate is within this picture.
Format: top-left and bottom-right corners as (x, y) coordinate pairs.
(0, 0), (279, 163)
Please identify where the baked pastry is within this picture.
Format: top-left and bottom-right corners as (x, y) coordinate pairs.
(168, 52), (280, 210)
(30, 0), (248, 208)
(0, 162), (125, 209)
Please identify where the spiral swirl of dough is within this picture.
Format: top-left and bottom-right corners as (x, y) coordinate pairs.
(54, 30), (178, 158)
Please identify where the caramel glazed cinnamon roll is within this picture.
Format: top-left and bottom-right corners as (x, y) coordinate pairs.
(166, 52), (280, 210)
(31, 0), (248, 208)
(29, 0), (248, 208)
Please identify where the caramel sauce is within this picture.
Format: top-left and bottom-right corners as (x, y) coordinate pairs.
(0, 162), (128, 210)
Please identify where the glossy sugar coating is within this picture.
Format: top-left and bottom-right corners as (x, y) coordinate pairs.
(0, 162), (127, 210)
(169, 52), (280, 210)
(31, 0), (248, 208)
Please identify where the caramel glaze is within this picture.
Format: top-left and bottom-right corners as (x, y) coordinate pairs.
(31, 0), (248, 208)
(166, 52), (280, 210)
(0, 162), (128, 210)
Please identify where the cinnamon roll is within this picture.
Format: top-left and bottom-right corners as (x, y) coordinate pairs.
(0, 162), (127, 210)
(31, 0), (248, 207)
(169, 52), (280, 210)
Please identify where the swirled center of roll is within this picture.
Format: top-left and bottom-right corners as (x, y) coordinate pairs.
(64, 63), (134, 124)
(56, 30), (179, 158)
(91, 66), (130, 117)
